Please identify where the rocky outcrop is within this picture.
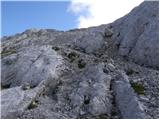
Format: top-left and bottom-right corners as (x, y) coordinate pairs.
(55, 64), (112, 118)
(1, 46), (66, 88)
(111, 1), (159, 68)
(113, 71), (146, 119)
(17, 64), (112, 119)
(1, 1), (159, 119)
(1, 79), (48, 118)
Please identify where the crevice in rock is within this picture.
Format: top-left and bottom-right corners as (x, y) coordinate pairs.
(83, 95), (90, 105)
(109, 78), (121, 119)
(46, 80), (63, 101)
(1, 84), (11, 90)
(29, 53), (43, 69)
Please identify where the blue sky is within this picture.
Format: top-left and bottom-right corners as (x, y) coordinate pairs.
(1, 1), (77, 36)
(1, 0), (143, 37)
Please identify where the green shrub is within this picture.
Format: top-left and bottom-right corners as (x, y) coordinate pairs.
(130, 82), (145, 95)
(126, 69), (134, 75)
(67, 52), (79, 62)
(52, 46), (60, 51)
(21, 83), (31, 90)
(28, 100), (39, 109)
(1, 49), (16, 58)
(1, 84), (11, 90)
(78, 59), (86, 69)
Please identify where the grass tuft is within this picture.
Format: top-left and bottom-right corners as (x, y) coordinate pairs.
(1, 49), (16, 58)
(78, 59), (86, 69)
(52, 46), (60, 51)
(126, 69), (134, 75)
(28, 100), (39, 109)
(67, 52), (79, 62)
(130, 82), (145, 95)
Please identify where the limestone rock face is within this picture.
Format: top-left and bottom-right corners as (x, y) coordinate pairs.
(55, 64), (112, 118)
(1, 1), (159, 119)
(1, 46), (65, 88)
(113, 71), (146, 119)
(73, 32), (105, 54)
(1, 84), (44, 118)
(112, 1), (159, 68)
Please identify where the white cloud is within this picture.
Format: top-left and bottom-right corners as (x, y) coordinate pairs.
(68, 0), (144, 28)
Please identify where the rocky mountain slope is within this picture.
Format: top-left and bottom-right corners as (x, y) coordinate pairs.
(1, 1), (159, 119)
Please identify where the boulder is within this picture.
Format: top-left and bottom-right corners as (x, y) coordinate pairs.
(74, 32), (105, 54)
(1, 45), (65, 88)
(113, 71), (146, 119)
(55, 63), (112, 118)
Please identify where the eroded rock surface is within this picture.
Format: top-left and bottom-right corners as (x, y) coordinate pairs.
(1, 46), (65, 88)
(113, 71), (146, 119)
(111, 1), (159, 68)
(1, 1), (159, 119)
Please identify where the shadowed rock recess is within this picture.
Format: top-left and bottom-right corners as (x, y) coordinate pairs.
(1, 1), (159, 119)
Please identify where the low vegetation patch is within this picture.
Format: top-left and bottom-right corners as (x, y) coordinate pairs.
(28, 100), (39, 110)
(52, 46), (60, 51)
(21, 84), (31, 91)
(78, 59), (86, 69)
(126, 68), (139, 76)
(1, 49), (17, 58)
(130, 82), (145, 95)
(67, 52), (79, 62)
(84, 95), (90, 105)
(1, 84), (11, 90)
(126, 68), (135, 75)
